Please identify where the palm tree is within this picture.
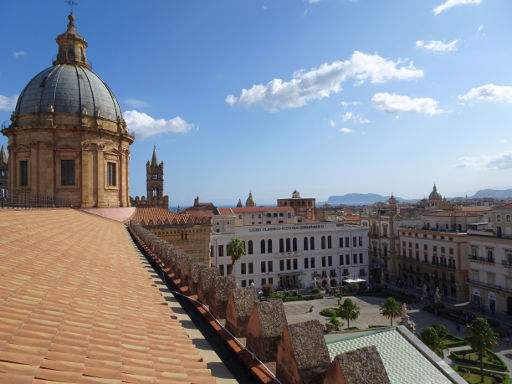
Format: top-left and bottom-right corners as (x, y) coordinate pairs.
(227, 238), (245, 274)
(337, 298), (360, 329)
(464, 317), (498, 383)
(380, 297), (401, 326)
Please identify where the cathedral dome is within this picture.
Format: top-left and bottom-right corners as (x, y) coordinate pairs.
(14, 64), (122, 122)
(13, 13), (122, 123)
(429, 184), (442, 201)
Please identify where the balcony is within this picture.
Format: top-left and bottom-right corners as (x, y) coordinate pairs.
(502, 260), (512, 268)
(468, 279), (512, 294)
(469, 255), (494, 265)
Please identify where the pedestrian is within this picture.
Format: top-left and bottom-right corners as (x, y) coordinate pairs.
(506, 333), (510, 347)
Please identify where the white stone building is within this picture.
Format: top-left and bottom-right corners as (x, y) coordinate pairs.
(211, 221), (369, 289)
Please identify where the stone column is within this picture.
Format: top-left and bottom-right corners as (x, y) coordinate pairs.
(96, 144), (105, 207)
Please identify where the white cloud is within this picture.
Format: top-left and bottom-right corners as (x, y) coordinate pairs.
(123, 110), (195, 139)
(458, 84), (512, 104)
(433, 0), (482, 15)
(329, 119), (336, 127)
(226, 51), (423, 111)
(341, 111), (369, 124)
(477, 25), (484, 34)
(0, 94), (18, 111)
(340, 100), (360, 107)
(339, 127), (354, 133)
(457, 151), (512, 170)
(13, 51), (26, 57)
(262, 4), (267, 10)
(124, 98), (149, 108)
(372, 93), (444, 115)
(416, 39), (458, 52)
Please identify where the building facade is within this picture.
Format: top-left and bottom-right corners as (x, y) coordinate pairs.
(2, 14), (133, 207)
(277, 190), (316, 221)
(211, 221), (369, 289)
(398, 228), (468, 301)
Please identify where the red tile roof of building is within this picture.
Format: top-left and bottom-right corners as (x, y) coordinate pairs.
(133, 207), (211, 225)
(497, 203), (512, 210)
(0, 209), (215, 384)
(423, 211), (481, 217)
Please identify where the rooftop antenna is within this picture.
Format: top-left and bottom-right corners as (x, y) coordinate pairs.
(65, 0), (78, 13)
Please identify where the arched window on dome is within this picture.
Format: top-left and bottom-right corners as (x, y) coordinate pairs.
(68, 46), (75, 60)
(78, 47), (83, 61)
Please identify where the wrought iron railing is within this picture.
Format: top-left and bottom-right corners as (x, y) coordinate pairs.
(0, 192), (73, 208)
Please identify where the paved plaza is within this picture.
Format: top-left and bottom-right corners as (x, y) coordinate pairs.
(284, 295), (512, 375)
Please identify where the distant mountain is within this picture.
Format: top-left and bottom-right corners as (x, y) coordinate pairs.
(471, 188), (512, 199)
(321, 193), (418, 206)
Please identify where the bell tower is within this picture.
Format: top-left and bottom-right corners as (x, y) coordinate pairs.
(147, 146), (163, 199)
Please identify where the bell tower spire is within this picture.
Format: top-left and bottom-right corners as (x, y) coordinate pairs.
(53, 13), (91, 69)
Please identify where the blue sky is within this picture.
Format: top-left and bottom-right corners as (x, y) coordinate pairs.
(1, 0), (511, 206)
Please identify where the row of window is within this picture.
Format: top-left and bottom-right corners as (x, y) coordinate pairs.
(17, 160), (117, 187)
(216, 235), (364, 256)
(218, 253), (366, 276)
(402, 249), (457, 269)
(496, 214), (511, 223)
(402, 241), (454, 255)
(401, 232), (454, 241)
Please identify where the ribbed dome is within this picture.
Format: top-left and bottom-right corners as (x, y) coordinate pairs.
(14, 64), (122, 122)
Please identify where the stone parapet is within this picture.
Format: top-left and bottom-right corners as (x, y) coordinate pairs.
(188, 262), (208, 294)
(225, 287), (259, 337)
(276, 320), (330, 384)
(209, 275), (237, 319)
(197, 267), (219, 304)
(246, 300), (288, 363)
(322, 345), (390, 384)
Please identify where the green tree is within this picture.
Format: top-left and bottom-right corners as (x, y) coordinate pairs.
(227, 238), (245, 274)
(420, 326), (445, 356)
(329, 315), (341, 328)
(432, 324), (448, 340)
(337, 298), (360, 328)
(380, 297), (401, 326)
(464, 317), (498, 383)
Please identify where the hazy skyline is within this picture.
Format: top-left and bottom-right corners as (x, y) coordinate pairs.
(1, 0), (511, 206)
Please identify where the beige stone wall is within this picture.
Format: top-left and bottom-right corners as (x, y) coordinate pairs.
(146, 223), (212, 266)
(2, 112), (133, 207)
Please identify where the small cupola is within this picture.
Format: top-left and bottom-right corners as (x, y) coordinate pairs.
(53, 13), (90, 69)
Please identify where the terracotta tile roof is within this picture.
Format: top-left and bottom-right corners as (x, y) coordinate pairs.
(460, 206), (492, 212)
(134, 207), (211, 225)
(218, 207), (293, 215)
(423, 211), (480, 217)
(497, 203), (512, 210)
(0, 209), (215, 384)
(80, 207), (136, 222)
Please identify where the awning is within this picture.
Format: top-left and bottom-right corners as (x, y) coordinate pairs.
(342, 278), (366, 284)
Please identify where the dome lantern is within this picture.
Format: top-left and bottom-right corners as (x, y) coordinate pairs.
(53, 13), (90, 70)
